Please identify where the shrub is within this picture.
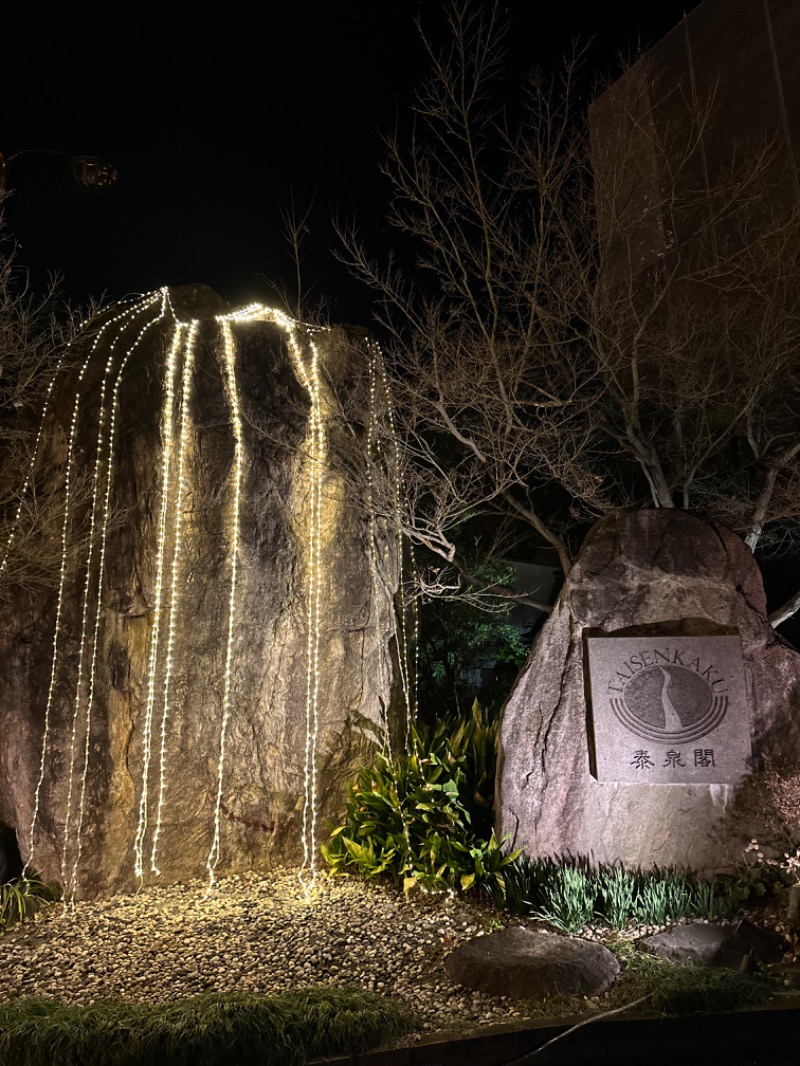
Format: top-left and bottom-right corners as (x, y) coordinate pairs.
(488, 854), (738, 932)
(0, 874), (60, 930)
(323, 702), (520, 894)
(0, 986), (415, 1066)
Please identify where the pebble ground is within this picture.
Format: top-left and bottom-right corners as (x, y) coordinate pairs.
(1, 870), (796, 1040)
(0, 869), (523, 1036)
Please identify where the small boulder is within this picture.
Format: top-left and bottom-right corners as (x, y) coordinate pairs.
(445, 926), (620, 999)
(638, 918), (785, 968)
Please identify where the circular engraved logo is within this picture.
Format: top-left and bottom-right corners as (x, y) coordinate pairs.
(609, 663), (729, 743)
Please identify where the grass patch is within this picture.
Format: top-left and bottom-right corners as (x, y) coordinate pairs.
(0, 986), (417, 1066)
(0, 875), (60, 930)
(605, 941), (775, 1017)
(512, 941), (776, 1024)
(492, 855), (739, 932)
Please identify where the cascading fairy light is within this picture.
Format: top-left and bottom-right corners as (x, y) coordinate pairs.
(72, 297), (172, 897)
(150, 319), (199, 875)
(364, 342), (393, 756)
(214, 304), (326, 895)
(25, 293), (160, 879)
(62, 292), (168, 898)
(133, 318), (184, 881)
(0, 303), (104, 585)
(273, 316), (325, 895)
(205, 317), (246, 888)
(370, 339), (415, 729)
(24, 290), (412, 898)
(300, 334), (325, 895)
(0, 370), (64, 582)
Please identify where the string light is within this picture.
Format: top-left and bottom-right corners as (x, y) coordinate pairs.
(205, 319), (245, 888)
(133, 318), (183, 880)
(0, 300), (121, 585)
(370, 339), (415, 729)
(0, 370), (63, 582)
(269, 316), (325, 896)
(212, 305), (327, 896)
(63, 293), (168, 899)
(150, 320), (199, 875)
(364, 342), (393, 756)
(24, 294), (159, 880)
(22, 289), (412, 900)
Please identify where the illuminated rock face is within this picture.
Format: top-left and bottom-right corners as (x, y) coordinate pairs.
(497, 509), (800, 874)
(0, 286), (408, 898)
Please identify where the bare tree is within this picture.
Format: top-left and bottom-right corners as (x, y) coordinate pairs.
(337, 1), (800, 623)
(0, 228), (96, 602)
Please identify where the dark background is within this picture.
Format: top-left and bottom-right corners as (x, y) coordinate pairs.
(2, 1), (702, 318)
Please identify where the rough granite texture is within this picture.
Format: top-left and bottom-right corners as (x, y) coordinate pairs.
(638, 918), (784, 968)
(497, 509), (800, 874)
(445, 926), (620, 998)
(0, 286), (404, 898)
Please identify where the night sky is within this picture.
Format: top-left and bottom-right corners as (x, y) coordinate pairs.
(2, 2), (702, 320)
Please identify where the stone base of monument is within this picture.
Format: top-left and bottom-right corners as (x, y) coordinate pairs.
(497, 509), (800, 875)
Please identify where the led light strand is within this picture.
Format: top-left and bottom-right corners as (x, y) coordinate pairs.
(150, 319), (199, 875)
(206, 319), (245, 888)
(0, 301), (121, 584)
(0, 369), (64, 582)
(408, 539), (420, 727)
(302, 334), (325, 895)
(133, 318), (183, 881)
(371, 340), (414, 727)
(72, 299), (172, 896)
(25, 294), (158, 879)
(276, 319), (325, 895)
(62, 293), (167, 898)
(222, 305), (327, 895)
(364, 343), (393, 756)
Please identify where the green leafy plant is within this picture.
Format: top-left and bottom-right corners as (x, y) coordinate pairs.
(533, 863), (597, 933)
(323, 702), (520, 894)
(416, 560), (529, 715)
(0, 986), (415, 1066)
(717, 840), (800, 906)
(487, 854), (738, 932)
(598, 865), (638, 930)
(0, 874), (61, 929)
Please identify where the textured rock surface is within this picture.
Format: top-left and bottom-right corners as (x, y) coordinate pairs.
(638, 919), (785, 968)
(445, 926), (620, 999)
(0, 286), (406, 897)
(497, 509), (800, 874)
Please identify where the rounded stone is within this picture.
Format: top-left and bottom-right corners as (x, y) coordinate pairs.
(445, 926), (620, 999)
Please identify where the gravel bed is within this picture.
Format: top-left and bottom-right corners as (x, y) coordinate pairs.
(0, 869), (522, 1035)
(2, 870), (796, 1040)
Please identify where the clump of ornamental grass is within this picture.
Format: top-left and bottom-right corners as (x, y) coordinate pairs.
(0, 986), (416, 1066)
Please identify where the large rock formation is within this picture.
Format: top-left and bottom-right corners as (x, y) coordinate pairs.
(0, 286), (409, 898)
(497, 509), (800, 874)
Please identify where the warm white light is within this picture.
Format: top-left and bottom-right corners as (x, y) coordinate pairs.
(133, 317), (183, 881)
(24, 289), (413, 901)
(63, 292), (168, 899)
(205, 318), (245, 888)
(150, 319), (199, 875)
(24, 293), (160, 881)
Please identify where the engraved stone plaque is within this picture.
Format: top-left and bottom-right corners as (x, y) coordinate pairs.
(585, 636), (751, 784)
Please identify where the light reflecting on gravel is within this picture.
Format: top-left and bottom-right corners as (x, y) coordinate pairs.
(0, 869), (516, 1034)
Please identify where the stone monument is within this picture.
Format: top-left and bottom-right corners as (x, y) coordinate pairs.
(496, 509), (800, 874)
